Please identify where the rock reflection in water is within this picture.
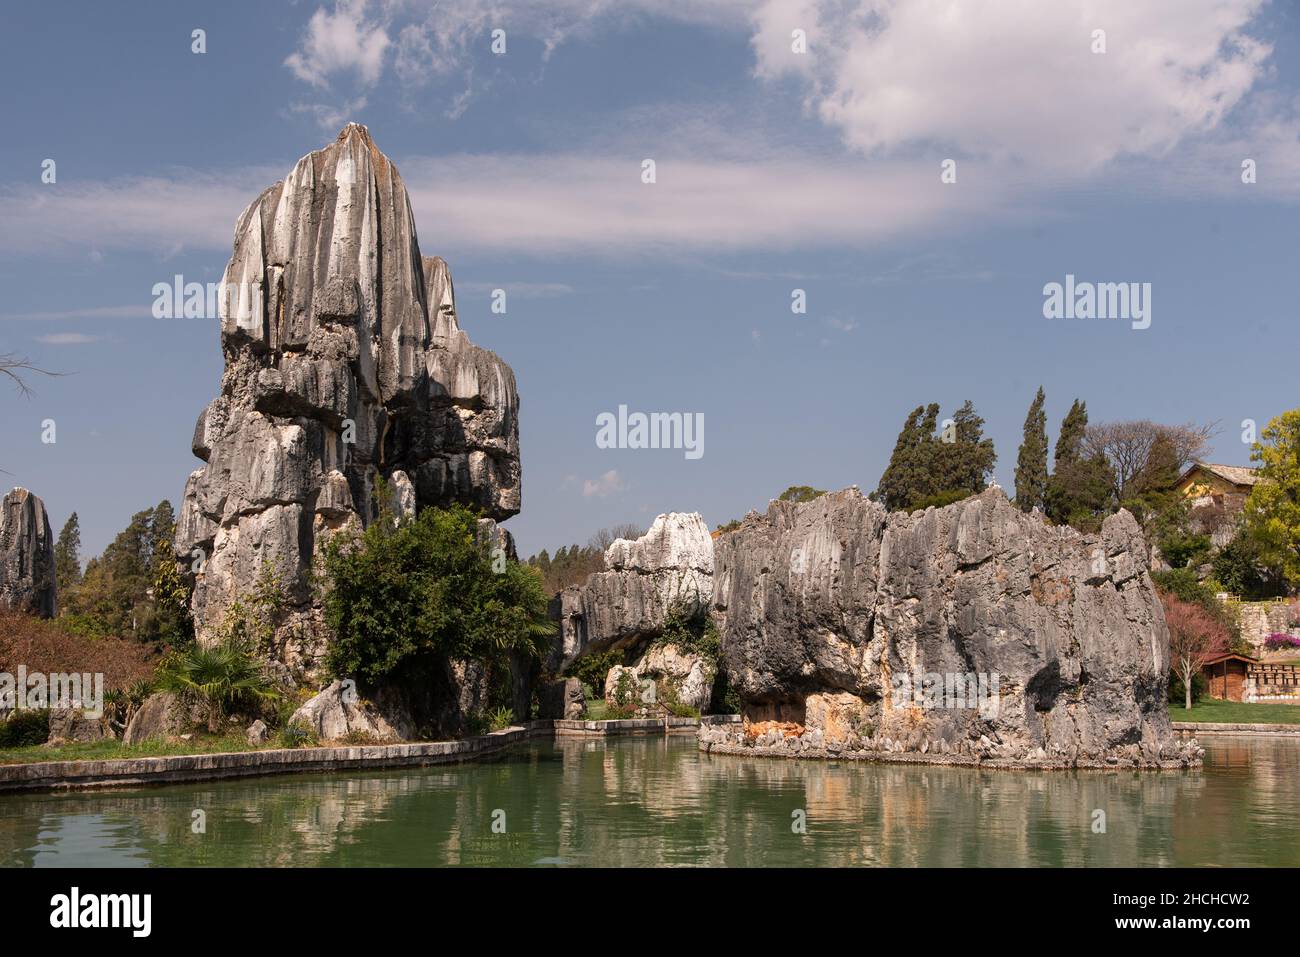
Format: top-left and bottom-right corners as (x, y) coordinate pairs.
(0, 736), (1295, 867)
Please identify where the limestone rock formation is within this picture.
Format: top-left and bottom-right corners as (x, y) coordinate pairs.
(707, 486), (1194, 768)
(0, 487), (56, 618)
(176, 124), (520, 676)
(549, 512), (713, 672)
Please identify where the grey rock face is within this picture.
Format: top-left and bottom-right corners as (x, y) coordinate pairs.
(0, 487), (56, 618)
(549, 512), (713, 672)
(123, 692), (188, 745)
(537, 677), (585, 719)
(712, 486), (1182, 765)
(246, 719), (270, 745)
(177, 125), (520, 675)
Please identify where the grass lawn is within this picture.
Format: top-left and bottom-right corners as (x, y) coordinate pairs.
(0, 732), (268, 766)
(1170, 697), (1300, 725)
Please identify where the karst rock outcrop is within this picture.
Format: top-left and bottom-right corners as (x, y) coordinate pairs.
(0, 487), (56, 618)
(177, 124), (520, 681)
(700, 486), (1200, 768)
(551, 512), (716, 710)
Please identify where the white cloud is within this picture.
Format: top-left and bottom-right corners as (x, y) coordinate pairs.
(0, 149), (1003, 257)
(34, 333), (102, 345)
(289, 96), (370, 131)
(583, 469), (627, 498)
(750, 0), (1273, 177)
(1, 305), (149, 322)
(285, 0), (391, 88)
(0, 169), (275, 257)
(456, 281), (575, 298)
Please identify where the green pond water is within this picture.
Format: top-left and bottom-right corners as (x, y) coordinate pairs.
(1, 735), (1297, 867)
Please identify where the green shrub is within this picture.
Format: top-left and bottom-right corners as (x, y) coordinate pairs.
(564, 648), (623, 701)
(0, 710), (50, 748)
(1212, 532), (1287, 600)
(486, 706), (514, 732)
(323, 504), (554, 687)
(277, 721), (318, 749)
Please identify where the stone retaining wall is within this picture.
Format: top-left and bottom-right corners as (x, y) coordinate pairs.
(1172, 721), (1300, 737)
(0, 717), (734, 793)
(552, 716), (707, 737)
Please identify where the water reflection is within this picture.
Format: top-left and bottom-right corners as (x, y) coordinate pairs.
(0, 736), (1295, 867)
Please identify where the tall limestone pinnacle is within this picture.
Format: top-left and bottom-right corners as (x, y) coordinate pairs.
(177, 124), (521, 675)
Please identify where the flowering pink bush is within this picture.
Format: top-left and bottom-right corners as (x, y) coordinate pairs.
(1263, 633), (1300, 651)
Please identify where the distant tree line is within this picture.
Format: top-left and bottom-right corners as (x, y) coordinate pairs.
(526, 523), (645, 596)
(52, 502), (192, 645)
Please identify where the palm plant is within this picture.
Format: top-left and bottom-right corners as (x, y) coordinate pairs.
(154, 639), (277, 732)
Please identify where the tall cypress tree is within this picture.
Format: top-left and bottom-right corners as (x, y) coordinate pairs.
(1054, 399), (1088, 467)
(1014, 387), (1048, 512)
(1046, 400), (1114, 529)
(876, 403), (939, 511)
(53, 512), (82, 596)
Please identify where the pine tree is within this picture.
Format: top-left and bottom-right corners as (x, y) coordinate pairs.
(53, 512), (83, 597)
(1014, 387), (1048, 512)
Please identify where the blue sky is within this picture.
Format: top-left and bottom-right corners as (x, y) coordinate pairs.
(2, 0), (1299, 561)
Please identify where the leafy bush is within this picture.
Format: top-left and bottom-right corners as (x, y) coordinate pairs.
(0, 710), (50, 748)
(612, 669), (637, 709)
(564, 648), (623, 700)
(1212, 531), (1286, 600)
(777, 485), (828, 504)
(277, 721), (318, 749)
(323, 505), (555, 687)
(657, 604), (720, 666)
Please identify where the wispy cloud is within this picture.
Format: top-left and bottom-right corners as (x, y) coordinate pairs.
(34, 333), (103, 345)
(1, 305), (149, 322)
(456, 280), (575, 298)
(583, 469), (627, 498)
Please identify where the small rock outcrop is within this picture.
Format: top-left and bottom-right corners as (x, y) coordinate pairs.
(704, 486), (1197, 769)
(603, 643), (714, 712)
(549, 512), (713, 671)
(123, 692), (188, 745)
(0, 487), (56, 618)
(176, 124), (520, 678)
(288, 679), (411, 742)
